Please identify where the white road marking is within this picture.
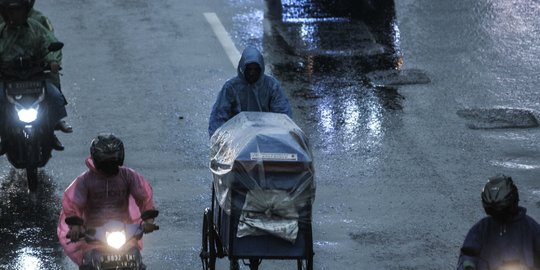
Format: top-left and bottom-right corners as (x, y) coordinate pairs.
(204, 12), (241, 69)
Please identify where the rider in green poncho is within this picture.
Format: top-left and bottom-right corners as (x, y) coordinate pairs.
(0, 0), (72, 152)
(0, 0), (63, 89)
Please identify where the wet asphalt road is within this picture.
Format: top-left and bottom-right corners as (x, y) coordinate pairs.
(0, 0), (539, 269)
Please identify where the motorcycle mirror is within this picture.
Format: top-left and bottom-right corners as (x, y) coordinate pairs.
(141, 209), (159, 220)
(65, 216), (84, 226)
(48, 42), (64, 52)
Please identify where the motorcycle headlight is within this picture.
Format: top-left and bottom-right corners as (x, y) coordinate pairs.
(17, 108), (38, 123)
(497, 264), (530, 270)
(106, 231), (126, 249)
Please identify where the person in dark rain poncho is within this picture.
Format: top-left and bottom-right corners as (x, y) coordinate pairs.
(457, 175), (540, 270)
(208, 46), (292, 137)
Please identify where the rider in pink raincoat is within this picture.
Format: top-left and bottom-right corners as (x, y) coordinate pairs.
(57, 133), (157, 267)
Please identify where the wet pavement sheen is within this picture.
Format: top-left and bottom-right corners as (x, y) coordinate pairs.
(0, 0), (539, 269)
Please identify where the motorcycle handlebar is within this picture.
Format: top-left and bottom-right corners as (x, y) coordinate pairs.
(0, 59), (62, 78)
(65, 224), (160, 241)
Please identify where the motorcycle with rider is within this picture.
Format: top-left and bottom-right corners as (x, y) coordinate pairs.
(57, 133), (158, 270)
(457, 175), (540, 270)
(0, 0), (72, 191)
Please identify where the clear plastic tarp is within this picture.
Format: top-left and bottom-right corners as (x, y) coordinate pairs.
(210, 112), (316, 242)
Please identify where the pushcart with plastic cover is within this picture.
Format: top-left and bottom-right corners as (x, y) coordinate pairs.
(200, 112), (316, 270)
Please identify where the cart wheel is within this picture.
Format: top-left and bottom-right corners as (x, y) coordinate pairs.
(200, 208), (216, 270)
(298, 221), (314, 270)
(249, 259), (261, 270)
(230, 259), (240, 270)
(297, 258), (313, 270)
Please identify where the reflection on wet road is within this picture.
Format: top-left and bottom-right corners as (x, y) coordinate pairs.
(272, 58), (403, 154)
(257, 0), (408, 155)
(1, 0), (536, 268)
(0, 170), (63, 269)
(268, 0), (401, 64)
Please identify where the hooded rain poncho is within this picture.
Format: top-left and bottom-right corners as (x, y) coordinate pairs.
(57, 157), (155, 266)
(208, 46), (292, 136)
(457, 207), (540, 270)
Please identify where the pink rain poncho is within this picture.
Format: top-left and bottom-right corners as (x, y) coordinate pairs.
(57, 156), (155, 265)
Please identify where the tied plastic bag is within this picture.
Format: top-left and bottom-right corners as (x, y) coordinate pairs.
(237, 190), (299, 243)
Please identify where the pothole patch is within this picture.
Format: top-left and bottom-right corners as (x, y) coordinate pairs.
(366, 69), (431, 87)
(349, 231), (389, 245)
(457, 108), (539, 129)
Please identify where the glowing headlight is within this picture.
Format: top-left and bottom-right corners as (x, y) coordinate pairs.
(17, 108), (38, 123)
(106, 231), (126, 249)
(498, 264), (530, 270)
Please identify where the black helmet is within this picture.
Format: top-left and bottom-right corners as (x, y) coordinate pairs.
(0, 0), (32, 24)
(0, 0), (32, 10)
(90, 133), (124, 175)
(481, 174), (519, 221)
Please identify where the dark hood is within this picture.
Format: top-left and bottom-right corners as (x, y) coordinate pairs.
(504, 206), (527, 223)
(237, 46), (265, 83)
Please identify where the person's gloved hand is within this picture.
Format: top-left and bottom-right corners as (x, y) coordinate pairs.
(142, 218), (156, 233)
(68, 225), (81, 241)
(49, 61), (60, 74)
(463, 259), (476, 270)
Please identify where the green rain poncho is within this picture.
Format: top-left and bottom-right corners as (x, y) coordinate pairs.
(0, 17), (61, 69)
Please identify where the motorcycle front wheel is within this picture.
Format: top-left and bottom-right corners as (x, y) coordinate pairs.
(26, 167), (38, 192)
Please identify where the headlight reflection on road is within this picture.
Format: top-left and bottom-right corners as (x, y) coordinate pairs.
(343, 98), (361, 136)
(342, 94), (384, 147)
(15, 247), (42, 270)
(314, 88), (384, 151)
(318, 98), (335, 134)
(300, 23), (319, 50)
(366, 101), (383, 140)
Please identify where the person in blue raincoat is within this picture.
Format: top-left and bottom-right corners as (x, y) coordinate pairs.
(457, 174), (540, 270)
(208, 46), (292, 137)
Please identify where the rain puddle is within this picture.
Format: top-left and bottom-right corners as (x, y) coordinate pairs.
(0, 169), (63, 270)
(349, 231), (389, 245)
(489, 156), (540, 170)
(490, 161), (540, 170)
(314, 240), (338, 248)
